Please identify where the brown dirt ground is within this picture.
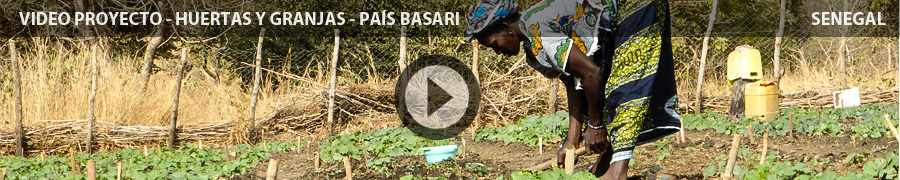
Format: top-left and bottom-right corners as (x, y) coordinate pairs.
(237, 130), (897, 179)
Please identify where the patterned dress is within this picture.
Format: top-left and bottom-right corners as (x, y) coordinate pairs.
(519, 0), (681, 163)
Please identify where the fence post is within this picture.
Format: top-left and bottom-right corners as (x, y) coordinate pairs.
(694, 0), (718, 114)
(168, 48), (188, 148)
(399, 26), (407, 73)
(250, 28), (266, 142)
(471, 40), (481, 129)
(87, 44), (99, 153)
(9, 39), (24, 157)
(327, 29), (341, 136)
(398, 26), (408, 126)
(772, 0), (785, 83)
(838, 37), (847, 89)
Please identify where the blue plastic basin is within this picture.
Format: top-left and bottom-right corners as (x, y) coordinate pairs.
(421, 145), (458, 163)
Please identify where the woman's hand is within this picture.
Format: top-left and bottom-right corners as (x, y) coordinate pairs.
(583, 127), (610, 155)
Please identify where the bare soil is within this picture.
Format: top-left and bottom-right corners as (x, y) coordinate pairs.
(238, 130), (897, 179)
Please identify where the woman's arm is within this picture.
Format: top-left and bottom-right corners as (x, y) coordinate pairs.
(557, 75), (586, 167)
(562, 47), (611, 155)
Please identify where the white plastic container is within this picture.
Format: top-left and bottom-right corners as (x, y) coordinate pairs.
(833, 88), (860, 108)
(727, 45), (763, 84)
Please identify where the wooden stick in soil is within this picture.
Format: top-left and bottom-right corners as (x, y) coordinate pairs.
(168, 48), (189, 148)
(564, 147), (575, 174)
(249, 28), (266, 141)
(266, 159), (278, 180)
(314, 152), (320, 169)
(343, 155), (352, 180)
(87, 44), (99, 154)
(525, 147), (587, 170)
(788, 112), (794, 138)
(747, 125), (754, 144)
(883, 114), (900, 142)
(1, 167), (6, 180)
(722, 134), (741, 180)
(116, 160), (123, 180)
(9, 39), (24, 157)
(70, 148), (78, 174)
(327, 29), (340, 136)
(143, 145), (148, 156)
(224, 146), (230, 160)
(679, 118), (686, 143)
(538, 137), (543, 154)
(758, 130), (768, 165)
(361, 142), (368, 163)
(87, 160), (96, 180)
(297, 137), (302, 153)
(461, 139), (466, 159)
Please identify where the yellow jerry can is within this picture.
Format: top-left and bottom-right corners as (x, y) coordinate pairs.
(727, 45), (763, 84)
(744, 81), (779, 121)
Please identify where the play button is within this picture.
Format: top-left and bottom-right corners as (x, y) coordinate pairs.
(395, 54), (481, 140)
(427, 78), (451, 117)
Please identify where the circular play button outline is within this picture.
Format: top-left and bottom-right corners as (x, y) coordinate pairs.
(395, 54), (481, 140)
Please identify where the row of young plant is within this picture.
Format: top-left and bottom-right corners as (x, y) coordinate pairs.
(702, 146), (898, 180)
(473, 111), (569, 145)
(468, 107), (898, 179)
(684, 103), (899, 138)
(472, 103), (898, 149)
(318, 127), (455, 162)
(0, 141), (301, 180)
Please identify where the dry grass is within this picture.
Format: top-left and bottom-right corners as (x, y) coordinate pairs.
(0, 36), (896, 143)
(0, 41), (285, 134)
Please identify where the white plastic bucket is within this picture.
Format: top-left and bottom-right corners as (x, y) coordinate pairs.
(833, 88), (860, 108)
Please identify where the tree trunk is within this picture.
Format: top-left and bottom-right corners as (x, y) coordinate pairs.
(140, 22), (165, 92)
(729, 79), (748, 120)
